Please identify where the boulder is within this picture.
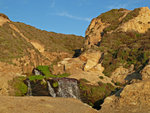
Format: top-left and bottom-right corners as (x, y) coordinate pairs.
(141, 65), (150, 80)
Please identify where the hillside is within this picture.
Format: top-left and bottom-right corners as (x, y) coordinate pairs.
(0, 7), (150, 113)
(0, 14), (84, 74)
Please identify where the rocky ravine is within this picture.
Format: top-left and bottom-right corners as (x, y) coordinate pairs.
(0, 7), (150, 113)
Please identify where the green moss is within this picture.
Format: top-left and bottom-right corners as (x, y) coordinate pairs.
(36, 65), (51, 76)
(52, 82), (59, 88)
(9, 76), (28, 96)
(79, 80), (115, 106)
(28, 75), (45, 81)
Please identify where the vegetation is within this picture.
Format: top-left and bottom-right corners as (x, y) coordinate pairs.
(28, 75), (45, 81)
(29, 65), (70, 81)
(0, 21), (84, 63)
(98, 9), (126, 32)
(99, 76), (104, 79)
(79, 79), (115, 109)
(13, 22), (84, 54)
(99, 30), (150, 76)
(9, 76), (27, 96)
(121, 8), (140, 23)
(36, 65), (51, 76)
(52, 81), (59, 88)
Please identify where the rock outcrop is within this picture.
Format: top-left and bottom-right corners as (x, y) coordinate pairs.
(117, 7), (150, 33)
(99, 63), (150, 113)
(52, 50), (113, 85)
(0, 13), (10, 26)
(84, 7), (150, 48)
(99, 79), (150, 113)
(141, 62), (150, 80)
(110, 65), (141, 84)
(84, 18), (108, 48)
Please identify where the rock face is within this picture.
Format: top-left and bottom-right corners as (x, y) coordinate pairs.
(99, 63), (150, 113)
(117, 7), (150, 33)
(0, 13), (10, 26)
(110, 65), (141, 84)
(99, 79), (150, 113)
(84, 7), (150, 48)
(84, 18), (108, 48)
(52, 50), (113, 85)
(25, 78), (80, 99)
(0, 96), (98, 113)
(141, 64), (150, 80)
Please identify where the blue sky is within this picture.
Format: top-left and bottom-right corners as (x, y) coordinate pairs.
(0, 0), (150, 36)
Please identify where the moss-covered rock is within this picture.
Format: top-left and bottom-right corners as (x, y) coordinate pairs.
(79, 79), (115, 109)
(9, 76), (28, 96)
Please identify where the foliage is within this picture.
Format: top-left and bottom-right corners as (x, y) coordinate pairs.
(121, 8), (140, 23)
(9, 76), (28, 96)
(98, 9), (126, 32)
(52, 81), (59, 88)
(99, 76), (104, 79)
(79, 79), (115, 108)
(0, 21), (84, 63)
(28, 75), (45, 81)
(36, 65), (51, 76)
(99, 30), (150, 76)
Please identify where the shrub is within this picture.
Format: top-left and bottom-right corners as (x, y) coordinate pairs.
(99, 76), (104, 79)
(121, 8), (140, 23)
(9, 76), (28, 96)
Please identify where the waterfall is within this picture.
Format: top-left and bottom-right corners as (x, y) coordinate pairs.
(56, 78), (80, 99)
(47, 81), (56, 97)
(26, 79), (32, 96)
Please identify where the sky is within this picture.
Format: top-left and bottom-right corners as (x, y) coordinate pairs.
(0, 0), (150, 36)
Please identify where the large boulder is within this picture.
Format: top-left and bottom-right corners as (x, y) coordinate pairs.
(99, 79), (150, 113)
(141, 64), (150, 80)
(111, 65), (135, 84)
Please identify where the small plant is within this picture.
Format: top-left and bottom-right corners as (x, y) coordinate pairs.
(36, 65), (51, 76)
(28, 75), (45, 81)
(9, 76), (28, 96)
(52, 81), (59, 88)
(99, 76), (104, 79)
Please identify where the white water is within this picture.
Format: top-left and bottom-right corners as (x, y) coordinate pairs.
(47, 81), (56, 97)
(27, 80), (32, 96)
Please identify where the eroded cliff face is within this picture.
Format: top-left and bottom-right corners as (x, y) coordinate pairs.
(117, 7), (150, 33)
(84, 7), (150, 48)
(84, 18), (108, 48)
(0, 13), (10, 26)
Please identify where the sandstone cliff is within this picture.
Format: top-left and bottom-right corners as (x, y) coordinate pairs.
(85, 7), (150, 48)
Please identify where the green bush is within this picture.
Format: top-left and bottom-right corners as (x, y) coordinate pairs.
(9, 76), (28, 96)
(99, 31), (150, 76)
(99, 76), (104, 79)
(28, 75), (45, 81)
(79, 80), (115, 107)
(52, 81), (59, 88)
(121, 8), (140, 23)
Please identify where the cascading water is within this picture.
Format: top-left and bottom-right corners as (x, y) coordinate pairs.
(47, 81), (56, 97)
(26, 79), (32, 96)
(56, 78), (80, 99)
(26, 77), (80, 99)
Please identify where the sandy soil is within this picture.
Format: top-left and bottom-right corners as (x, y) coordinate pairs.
(0, 96), (98, 113)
